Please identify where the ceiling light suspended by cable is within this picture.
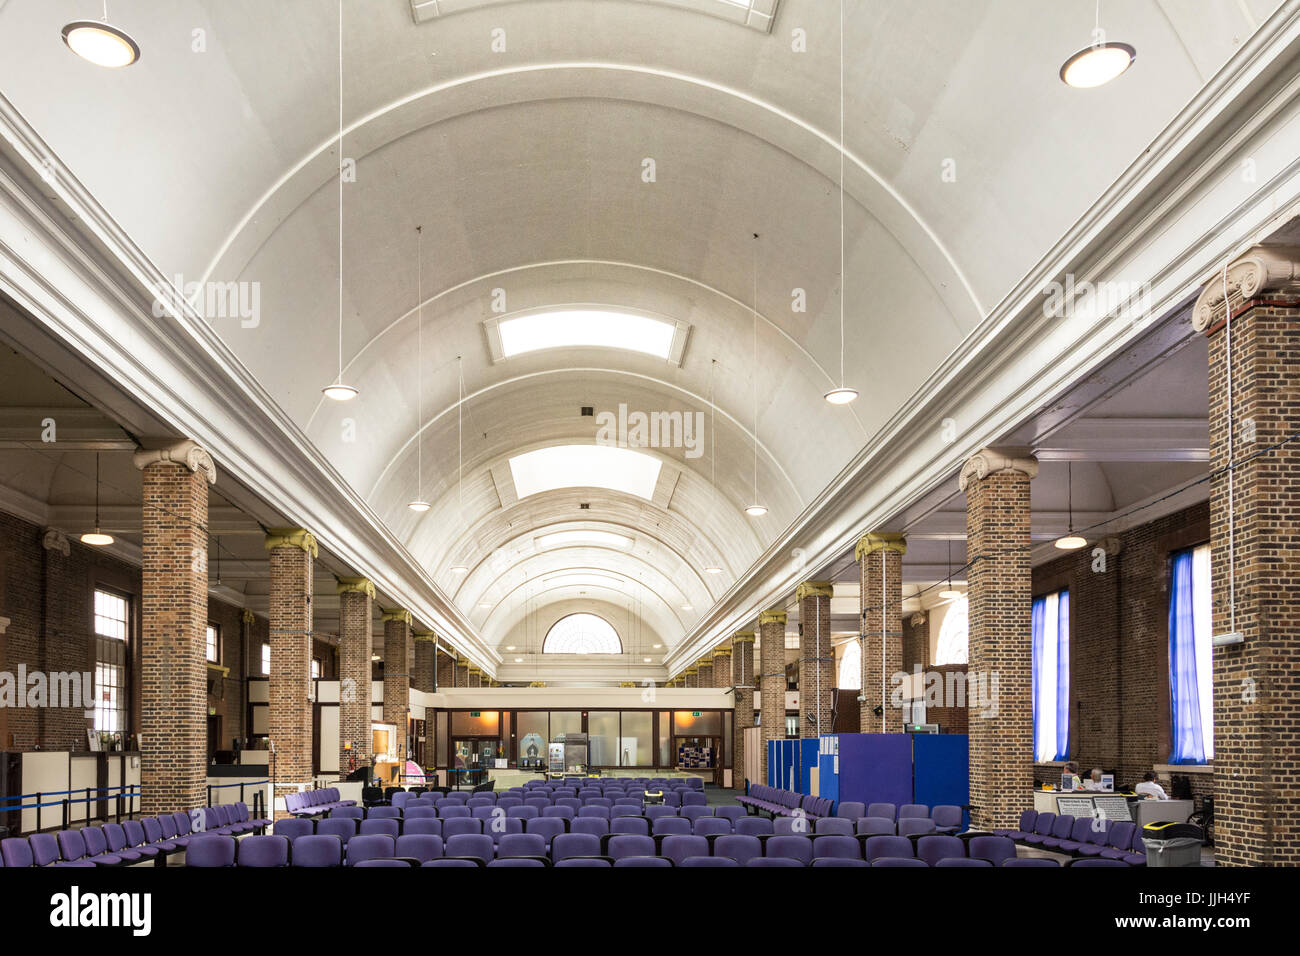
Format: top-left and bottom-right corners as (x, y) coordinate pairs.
(81, 452), (114, 546)
(1054, 461), (1088, 550)
(704, 359), (726, 574)
(62, 2), (139, 68)
(745, 232), (768, 518)
(323, 0), (358, 402)
(825, 0), (857, 407)
(407, 226), (432, 512)
(1060, 1), (1135, 88)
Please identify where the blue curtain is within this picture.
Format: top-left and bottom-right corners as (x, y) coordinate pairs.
(1031, 595), (1046, 761)
(1055, 590), (1070, 762)
(1169, 548), (1205, 763)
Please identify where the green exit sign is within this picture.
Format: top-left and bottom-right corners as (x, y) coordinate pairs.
(692, 711), (701, 717)
(470, 711), (481, 717)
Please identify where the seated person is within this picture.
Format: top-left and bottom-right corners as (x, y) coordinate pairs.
(1083, 768), (1107, 791)
(1134, 771), (1169, 800)
(1060, 761), (1083, 790)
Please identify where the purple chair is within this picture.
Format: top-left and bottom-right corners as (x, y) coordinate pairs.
(237, 835), (289, 867)
(498, 833), (548, 861)
(864, 835), (914, 861)
(31, 833), (91, 867)
(403, 818), (443, 838)
(936, 857), (993, 867)
(1077, 819), (1112, 857)
(715, 806), (745, 824)
(680, 856), (739, 867)
(445, 834), (495, 864)
(812, 858), (870, 867)
(1056, 817), (1096, 854)
(917, 835), (966, 866)
(1023, 812), (1057, 846)
(812, 835), (861, 861)
(395, 834), (444, 863)
(766, 836), (813, 865)
(747, 856), (804, 867)
(899, 804), (929, 820)
(555, 858), (612, 868)
(680, 805), (713, 823)
(1070, 858), (1129, 867)
(185, 835), (236, 867)
(713, 834), (763, 864)
(141, 818), (177, 853)
(660, 835), (709, 865)
(543, 806), (573, 821)
(578, 806), (611, 819)
(103, 823), (151, 863)
(404, 807), (437, 820)
(898, 818), (936, 838)
(645, 805), (676, 820)
(653, 817), (692, 837)
(736, 817), (773, 837)
(496, 797), (523, 811)
(932, 805), (964, 834)
(1099, 822), (1138, 862)
(1042, 814), (1077, 850)
(421, 858), (480, 868)
(507, 806), (539, 820)
(814, 817), (854, 836)
(607, 835), (656, 861)
(157, 817), (191, 850)
(57, 828), (121, 866)
(488, 858), (544, 867)
(346, 834), (395, 866)
(487, 818), (524, 845)
(274, 818), (313, 840)
(368, 806), (401, 820)
(856, 816), (896, 836)
(571, 818), (609, 838)
(442, 818), (482, 839)
(552, 833), (603, 862)
(872, 857), (929, 867)
(611, 817), (649, 836)
(466, 797), (494, 809)
(360, 818), (400, 839)
(83, 827), (126, 863)
(681, 792), (708, 807)
(525, 817), (566, 847)
(438, 805), (471, 819)
(968, 836), (1017, 867)
(997, 809), (1037, 839)
(867, 803), (897, 821)
(614, 856), (671, 867)
(355, 858), (411, 867)
(316, 818), (355, 846)
(836, 801), (866, 819)
(332, 806), (364, 821)
(1004, 857), (1061, 866)
(694, 817), (731, 838)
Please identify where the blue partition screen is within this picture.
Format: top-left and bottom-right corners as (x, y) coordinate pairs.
(835, 734), (913, 808)
(799, 738), (819, 794)
(913, 734), (970, 828)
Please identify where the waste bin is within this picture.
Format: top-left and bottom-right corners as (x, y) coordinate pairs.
(642, 789), (664, 806)
(1141, 821), (1204, 867)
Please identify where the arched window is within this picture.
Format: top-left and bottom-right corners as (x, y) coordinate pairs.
(838, 641), (861, 690)
(934, 596), (969, 665)
(542, 613), (623, 654)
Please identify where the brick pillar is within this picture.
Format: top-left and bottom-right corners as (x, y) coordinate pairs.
(960, 449), (1037, 830)
(711, 646), (731, 688)
(696, 658), (713, 688)
(455, 658), (469, 687)
(436, 648), (454, 690)
(796, 583), (834, 739)
(732, 632), (755, 788)
(413, 631), (436, 693)
(857, 534), (907, 733)
(265, 528), (316, 820)
(467, 665), (482, 689)
(758, 610), (787, 786)
(135, 441), (215, 815)
(382, 609), (412, 763)
(1194, 248), (1300, 866)
(335, 577), (373, 777)
(683, 666), (698, 689)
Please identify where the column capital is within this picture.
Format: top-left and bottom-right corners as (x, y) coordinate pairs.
(335, 576), (375, 599)
(909, 611), (928, 627)
(855, 532), (907, 560)
(42, 528), (70, 556)
(731, 631), (755, 643)
(683, 666), (698, 676)
(529, 680), (547, 687)
(958, 448), (1038, 492)
(467, 664), (482, 676)
(264, 528), (318, 558)
(758, 609), (787, 626)
(794, 581), (835, 601)
(241, 608), (255, 624)
(1192, 244), (1300, 332)
(619, 681), (636, 688)
(712, 647), (732, 659)
(380, 608), (412, 626)
(133, 439), (217, 485)
(413, 630), (436, 642)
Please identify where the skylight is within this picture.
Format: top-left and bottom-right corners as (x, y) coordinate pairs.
(536, 530), (634, 550)
(497, 309), (677, 360)
(509, 445), (662, 500)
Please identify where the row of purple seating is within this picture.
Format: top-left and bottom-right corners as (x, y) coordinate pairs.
(0, 802), (269, 868)
(341, 801), (725, 822)
(736, 785), (832, 819)
(286, 787), (356, 817)
(521, 777), (704, 790)
(996, 811), (1146, 865)
(189, 830), (1125, 867)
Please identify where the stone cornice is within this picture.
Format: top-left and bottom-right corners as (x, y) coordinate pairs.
(133, 439), (217, 485)
(794, 581), (835, 601)
(264, 528), (318, 558)
(854, 532), (907, 561)
(1192, 244), (1300, 332)
(958, 448), (1039, 492)
(335, 576), (376, 599)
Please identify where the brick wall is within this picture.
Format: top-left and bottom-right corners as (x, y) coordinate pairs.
(798, 585), (834, 737)
(205, 598), (247, 751)
(267, 536), (314, 818)
(758, 612), (786, 783)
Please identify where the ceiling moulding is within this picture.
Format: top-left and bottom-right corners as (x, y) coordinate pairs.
(663, 1), (1300, 673)
(0, 95), (498, 679)
(410, 0), (779, 34)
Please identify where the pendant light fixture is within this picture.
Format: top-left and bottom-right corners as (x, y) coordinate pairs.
(938, 539), (961, 600)
(62, 2), (140, 68)
(1060, 1), (1135, 88)
(824, 0), (858, 407)
(322, 0), (358, 402)
(745, 232), (768, 518)
(407, 226), (431, 513)
(703, 359), (724, 575)
(81, 453), (114, 546)
(448, 356), (470, 575)
(1054, 461), (1088, 550)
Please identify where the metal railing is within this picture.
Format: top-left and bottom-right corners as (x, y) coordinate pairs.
(205, 779), (269, 819)
(0, 784), (140, 835)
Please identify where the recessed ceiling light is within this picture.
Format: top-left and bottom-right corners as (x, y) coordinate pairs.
(509, 445), (661, 501)
(704, 566), (723, 575)
(449, 565), (469, 574)
(823, 386), (858, 406)
(653, 644), (663, 649)
(61, 19), (140, 68)
(537, 529), (634, 550)
(680, 605), (692, 612)
(744, 504), (768, 518)
(1060, 42), (1136, 88)
(1054, 534), (1088, 551)
(81, 531), (114, 547)
(643, 657), (652, 663)
(515, 657), (523, 663)
(322, 383), (359, 401)
(478, 602), (492, 609)
(498, 309), (678, 360)
(407, 499), (431, 513)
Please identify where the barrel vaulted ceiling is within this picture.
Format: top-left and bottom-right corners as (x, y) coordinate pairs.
(0, 0), (1280, 670)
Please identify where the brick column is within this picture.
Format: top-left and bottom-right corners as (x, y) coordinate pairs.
(335, 577), (373, 777)
(455, 658), (469, 687)
(382, 609), (412, 762)
(1194, 247), (1300, 866)
(467, 664), (482, 688)
(711, 646), (731, 688)
(731, 632), (755, 788)
(682, 666), (698, 689)
(758, 610), (787, 785)
(857, 534), (907, 733)
(436, 648), (454, 690)
(134, 441), (215, 815)
(960, 448), (1037, 830)
(696, 657), (713, 689)
(796, 583), (834, 739)
(265, 528), (316, 820)
(413, 631), (436, 694)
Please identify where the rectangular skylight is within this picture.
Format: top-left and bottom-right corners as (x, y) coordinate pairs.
(509, 445), (662, 500)
(498, 309), (678, 360)
(537, 530), (635, 550)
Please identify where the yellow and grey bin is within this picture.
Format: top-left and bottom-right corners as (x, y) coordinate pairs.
(642, 789), (665, 806)
(1141, 821), (1204, 867)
